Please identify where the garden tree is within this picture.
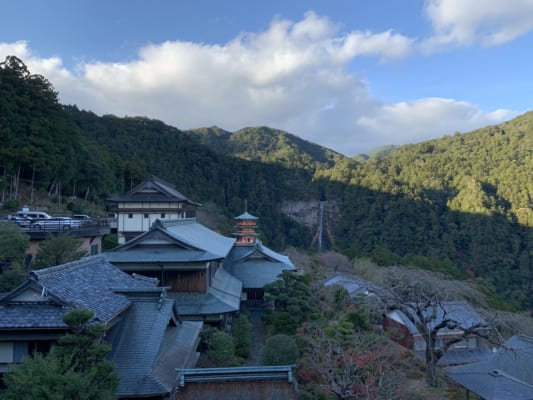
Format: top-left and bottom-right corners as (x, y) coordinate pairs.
(263, 271), (317, 335)
(1, 308), (118, 400)
(262, 334), (299, 366)
(0, 221), (29, 264)
(372, 266), (495, 386)
(0, 222), (29, 290)
(207, 329), (236, 367)
(0, 263), (27, 292)
(297, 322), (402, 400)
(33, 234), (87, 269)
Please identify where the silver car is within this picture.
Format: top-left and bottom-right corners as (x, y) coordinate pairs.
(31, 217), (81, 231)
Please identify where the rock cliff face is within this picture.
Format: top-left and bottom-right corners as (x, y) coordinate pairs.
(281, 200), (340, 249)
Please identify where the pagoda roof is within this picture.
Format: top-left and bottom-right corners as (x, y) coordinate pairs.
(235, 212), (258, 220)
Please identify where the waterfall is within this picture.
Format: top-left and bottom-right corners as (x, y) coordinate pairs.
(318, 200), (325, 249)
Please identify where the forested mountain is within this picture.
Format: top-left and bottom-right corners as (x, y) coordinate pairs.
(186, 126), (345, 171)
(1, 55), (533, 310)
(318, 113), (533, 309)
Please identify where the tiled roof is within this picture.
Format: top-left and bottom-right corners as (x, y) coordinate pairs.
(109, 175), (200, 205)
(389, 301), (487, 336)
(0, 302), (68, 329)
(324, 274), (377, 297)
(108, 292), (178, 397)
(235, 212), (258, 220)
(170, 268), (241, 316)
(105, 247), (223, 264)
(226, 243), (296, 289)
(159, 219), (236, 258)
(31, 256), (158, 323)
(445, 334), (533, 400)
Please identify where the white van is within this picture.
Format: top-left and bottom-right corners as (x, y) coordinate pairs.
(14, 209), (52, 220)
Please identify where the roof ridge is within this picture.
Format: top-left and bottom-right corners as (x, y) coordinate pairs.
(159, 218), (197, 227)
(32, 255), (104, 279)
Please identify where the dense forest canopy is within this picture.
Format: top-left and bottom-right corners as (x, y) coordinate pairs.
(1, 56), (533, 310)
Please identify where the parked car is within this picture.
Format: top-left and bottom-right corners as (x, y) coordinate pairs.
(1, 215), (32, 228)
(14, 210), (52, 220)
(31, 217), (81, 231)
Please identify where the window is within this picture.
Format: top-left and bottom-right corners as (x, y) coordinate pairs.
(128, 213), (133, 219)
(144, 213), (149, 218)
(160, 213), (166, 218)
(0, 342), (14, 363)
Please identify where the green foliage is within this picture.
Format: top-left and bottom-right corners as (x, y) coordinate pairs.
(2, 199), (20, 212)
(0, 262), (26, 292)
(262, 334), (299, 365)
(0, 221), (29, 264)
(33, 234), (87, 269)
(187, 125), (344, 171)
(231, 313), (251, 359)
(1, 308), (118, 400)
(102, 234), (119, 251)
(264, 271), (317, 335)
(207, 329), (237, 366)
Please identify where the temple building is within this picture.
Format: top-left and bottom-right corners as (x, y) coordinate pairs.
(226, 212), (297, 304)
(106, 175), (298, 324)
(108, 175), (201, 244)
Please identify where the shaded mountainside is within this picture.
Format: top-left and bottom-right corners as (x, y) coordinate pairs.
(317, 111), (533, 309)
(2, 56), (533, 310)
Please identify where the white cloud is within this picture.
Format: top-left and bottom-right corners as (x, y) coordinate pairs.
(423, 0), (533, 49)
(357, 98), (516, 150)
(0, 12), (516, 156)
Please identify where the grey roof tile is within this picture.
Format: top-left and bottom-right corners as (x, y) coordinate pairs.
(226, 242), (296, 289)
(169, 268), (241, 316)
(0, 303), (68, 328)
(109, 175), (200, 205)
(445, 334), (533, 400)
(391, 301), (487, 336)
(31, 255), (158, 323)
(108, 291), (202, 397)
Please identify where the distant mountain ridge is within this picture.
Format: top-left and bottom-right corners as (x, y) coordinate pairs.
(186, 126), (345, 171)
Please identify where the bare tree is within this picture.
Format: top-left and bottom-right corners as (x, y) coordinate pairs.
(372, 266), (495, 386)
(298, 323), (402, 399)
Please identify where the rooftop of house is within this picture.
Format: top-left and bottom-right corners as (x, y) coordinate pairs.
(445, 334), (533, 400)
(109, 174), (201, 205)
(106, 219), (237, 265)
(107, 290), (202, 397)
(225, 241), (297, 289)
(169, 267), (242, 316)
(387, 300), (488, 336)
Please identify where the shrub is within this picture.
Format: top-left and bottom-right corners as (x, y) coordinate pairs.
(232, 314), (251, 359)
(262, 334), (299, 365)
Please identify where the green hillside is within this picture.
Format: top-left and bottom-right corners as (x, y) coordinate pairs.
(186, 126), (345, 171)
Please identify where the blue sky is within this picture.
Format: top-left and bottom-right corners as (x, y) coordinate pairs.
(1, 0), (532, 155)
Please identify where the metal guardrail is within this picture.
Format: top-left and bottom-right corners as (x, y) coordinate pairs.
(15, 218), (112, 238)
(176, 365), (295, 387)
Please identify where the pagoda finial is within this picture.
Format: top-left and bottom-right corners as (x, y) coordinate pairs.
(244, 199), (248, 213)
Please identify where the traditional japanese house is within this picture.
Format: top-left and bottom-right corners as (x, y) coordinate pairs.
(105, 219), (242, 326)
(0, 256), (202, 399)
(108, 175), (201, 244)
